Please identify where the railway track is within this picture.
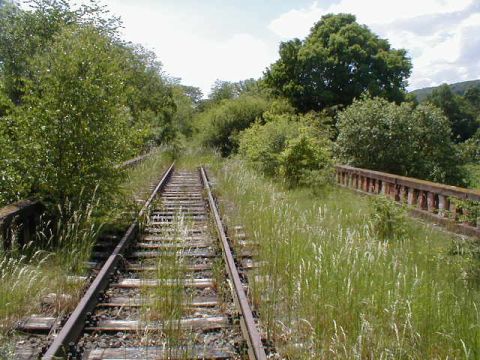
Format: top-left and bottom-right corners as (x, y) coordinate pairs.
(16, 164), (267, 359)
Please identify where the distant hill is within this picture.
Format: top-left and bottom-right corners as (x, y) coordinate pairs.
(410, 79), (480, 102)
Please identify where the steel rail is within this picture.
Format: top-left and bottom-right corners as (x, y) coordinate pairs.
(200, 167), (267, 360)
(42, 162), (175, 360)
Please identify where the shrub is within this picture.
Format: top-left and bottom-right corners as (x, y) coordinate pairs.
(199, 95), (268, 156)
(238, 114), (296, 177)
(17, 25), (131, 209)
(239, 112), (333, 187)
(336, 96), (466, 185)
(279, 131), (332, 188)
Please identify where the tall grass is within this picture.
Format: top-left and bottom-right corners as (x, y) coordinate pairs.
(0, 149), (171, 348)
(140, 209), (191, 357)
(213, 158), (480, 359)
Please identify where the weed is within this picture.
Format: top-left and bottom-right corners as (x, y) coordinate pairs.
(206, 155), (480, 359)
(370, 195), (407, 240)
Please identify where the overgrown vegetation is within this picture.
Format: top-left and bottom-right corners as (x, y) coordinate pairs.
(210, 156), (480, 359)
(0, 150), (170, 347)
(198, 94), (268, 156)
(0, 0), (195, 209)
(336, 96), (465, 185)
(194, 13), (478, 189)
(239, 110), (333, 187)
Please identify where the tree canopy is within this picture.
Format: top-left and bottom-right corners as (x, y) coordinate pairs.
(0, 0), (181, 207)
(336, 96), (465, 185)
(426, 84), (479, 142)
(264, 14), (412, 112)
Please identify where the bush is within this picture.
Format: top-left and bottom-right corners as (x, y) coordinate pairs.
(239, 112), (333, 187)
(238, 114), (295, 177)
(279, 128), (332, 188)
(336, 96), (466, 185)
(16, 25), (131, 209)
(199, 95), (268, 156)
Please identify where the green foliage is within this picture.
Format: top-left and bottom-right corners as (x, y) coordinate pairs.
(16, 25), (131, 207)
(426, 84), (479, 142)
(0, 1), (181, 207)
(118, 44), (176, 148)
(279, 129), (333, 188)
(460, 130), (480, 163)
(264, 13), (411, 112)
(370, 196), (407, 240)
(239, 112), (333, 187)
(0, 116), (33, 205)
(199, 95), (268, 156)
(449, 198), (480, 225)
(411, 79), (480, 102)
(239, 115), (296, 177)
(336, 96), (466, 185)
(171, 84), (199, 137)
(0, 0), (120, 104)
(208, 79), (238, 103)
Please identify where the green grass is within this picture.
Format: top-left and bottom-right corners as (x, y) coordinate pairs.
(0, 149), (172, 352)
(202, 156), (480, 359)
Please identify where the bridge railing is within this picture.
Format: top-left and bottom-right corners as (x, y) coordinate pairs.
(335, 165), (480, 238)
(0, 152), (153, 251)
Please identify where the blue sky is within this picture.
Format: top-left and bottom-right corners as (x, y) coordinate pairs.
(72, 0), (480, 96)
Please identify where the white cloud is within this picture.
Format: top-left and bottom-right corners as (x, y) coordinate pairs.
(268, 0), (478, 89)
(74, 0), (277, 95)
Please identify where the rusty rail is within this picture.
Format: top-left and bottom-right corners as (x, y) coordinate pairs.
(42, 162), (175, 359)
(200, 167), (267, 360)
(336, 165), (480, 237)
(0, 152), (153, 251)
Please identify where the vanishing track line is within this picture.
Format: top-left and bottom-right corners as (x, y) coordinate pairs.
(18, 164), (267, 359)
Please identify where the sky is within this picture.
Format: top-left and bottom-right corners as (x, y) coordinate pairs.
(72, 0), (480, 96)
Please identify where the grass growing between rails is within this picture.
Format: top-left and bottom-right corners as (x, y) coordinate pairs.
(0, 149), (172, 351)
(211, 158), (480, 359)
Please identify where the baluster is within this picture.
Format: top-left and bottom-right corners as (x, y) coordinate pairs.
(438, 195), (448, 217)
(417, 191), (427, 210)
(407, 188), (415, 205)
(427, 192), (436, 213)
(448, 200), (458, 220)
(399, 186), (408, 203)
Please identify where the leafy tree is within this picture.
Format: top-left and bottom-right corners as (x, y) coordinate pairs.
(171, 85), (198, 137)
(264, 14), (411, 112)
(461, 129), (480, 163)
(206, 78), (263, 108)
(0, 0), (120, 104)
(208, 80), (238, 103)
(181, 85), (203, 106)
(464, 86), (480, 111)
(118, 44), (176, 149)
(336, 96), (465, 185)
(426, 84), (478, 142)
(199, 95), (268, 156)
(17, 25), (131, 207)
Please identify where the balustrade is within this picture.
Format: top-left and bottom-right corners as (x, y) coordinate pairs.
(336, 165), (480, 237)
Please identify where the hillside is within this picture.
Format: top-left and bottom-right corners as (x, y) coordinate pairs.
(411, 79), (480, 101)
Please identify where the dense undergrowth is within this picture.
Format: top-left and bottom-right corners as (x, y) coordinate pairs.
(178, 150), (480, 359)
